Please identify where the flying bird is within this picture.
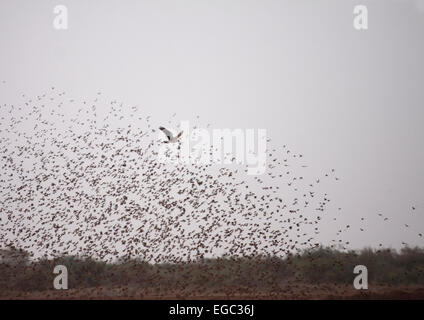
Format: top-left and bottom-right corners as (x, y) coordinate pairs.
(159, 126), (183, 143)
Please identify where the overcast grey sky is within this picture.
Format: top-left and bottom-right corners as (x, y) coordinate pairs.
(0, 0), (423, 251)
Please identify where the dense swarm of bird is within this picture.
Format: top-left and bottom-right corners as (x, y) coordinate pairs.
(0, 85), (422, 298)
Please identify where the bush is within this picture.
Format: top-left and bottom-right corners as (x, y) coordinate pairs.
(1, 246), (423, 294)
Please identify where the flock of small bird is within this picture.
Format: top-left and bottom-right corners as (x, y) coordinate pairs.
(0, 84), (422, 296)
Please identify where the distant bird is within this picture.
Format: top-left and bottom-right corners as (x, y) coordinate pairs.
(159, 126), (183, 143)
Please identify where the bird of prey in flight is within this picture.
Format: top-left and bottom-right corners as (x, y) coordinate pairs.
(159, 126), (183, 143)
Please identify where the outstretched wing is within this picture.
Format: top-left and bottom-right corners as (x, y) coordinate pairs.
(159, 126), (173, 141)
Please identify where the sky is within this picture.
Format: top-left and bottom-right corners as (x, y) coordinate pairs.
(0, 0), (423, 252)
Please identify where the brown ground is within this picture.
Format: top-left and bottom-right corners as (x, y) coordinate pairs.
(2, 284), (424, 300)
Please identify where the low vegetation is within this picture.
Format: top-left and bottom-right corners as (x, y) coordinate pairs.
(1, 246), (424, 294)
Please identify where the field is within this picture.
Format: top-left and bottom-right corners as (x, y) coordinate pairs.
(2, 284), (424, 300)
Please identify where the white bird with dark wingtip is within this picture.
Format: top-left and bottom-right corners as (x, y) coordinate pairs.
(159, 126), (184, 143)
